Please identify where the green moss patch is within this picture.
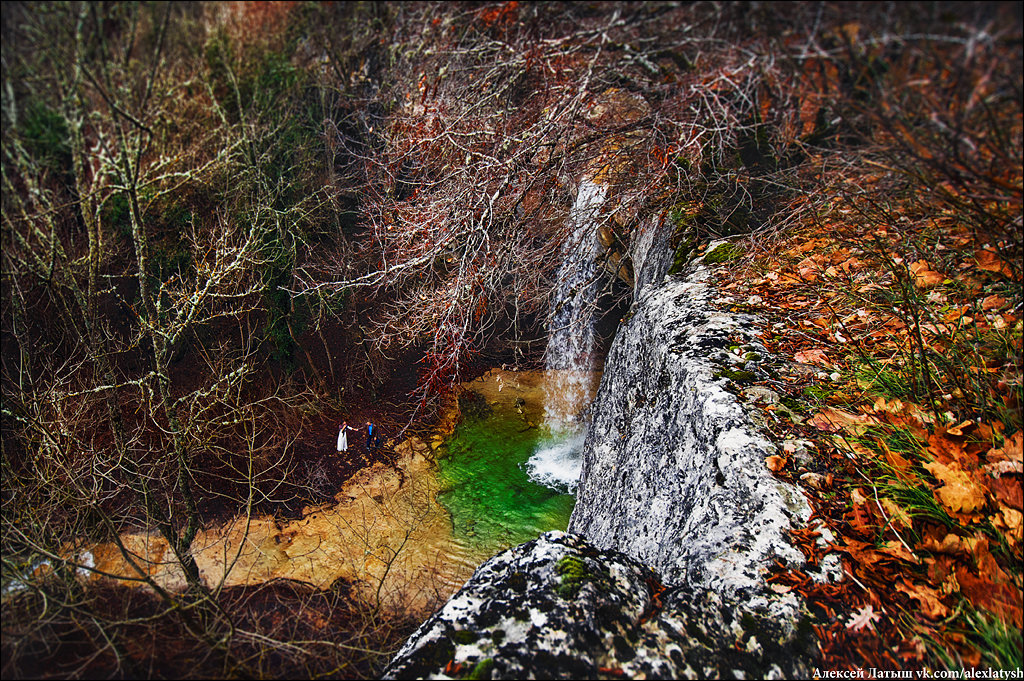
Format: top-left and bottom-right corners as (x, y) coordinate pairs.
(554, 554), (612, 599)
(668, 238), (697, 275)
(779, 397), (806, 414)
(467, 657), (495, 680)
(714, 368), (756, 383)
(555, 555), (589, 598)
(703, 242), (745, 264)
(453, 630), (478, 645)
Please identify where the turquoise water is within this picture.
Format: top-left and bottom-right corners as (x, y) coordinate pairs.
(435, 408), (576, 554)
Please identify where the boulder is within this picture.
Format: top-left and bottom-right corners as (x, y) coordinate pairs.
(383, 532), (817, 680)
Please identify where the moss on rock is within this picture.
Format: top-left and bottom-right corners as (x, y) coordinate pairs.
(668, 238), (697, 275)
(554, 554), (611, 599)
(714, 368), (756, 383)
(467, 657), (495, 680)
(555, 555), (590, 598)
(453, 630), (478, 645)
(703, 242), (744, 264)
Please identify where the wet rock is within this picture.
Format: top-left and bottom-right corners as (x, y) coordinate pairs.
(384, 532), (815, 680)
(630, 214), (674, 296)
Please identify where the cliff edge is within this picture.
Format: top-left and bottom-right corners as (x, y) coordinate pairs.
(385, 232), (840, 679)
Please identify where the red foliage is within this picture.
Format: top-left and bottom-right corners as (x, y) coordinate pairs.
(236, 1), (296, 31)
(478, 1), (519, 28)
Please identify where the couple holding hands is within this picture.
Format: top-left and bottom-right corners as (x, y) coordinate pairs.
(337, 420), (381, 454)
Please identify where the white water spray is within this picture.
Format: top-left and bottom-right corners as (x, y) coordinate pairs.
(527, 181), (607, 492)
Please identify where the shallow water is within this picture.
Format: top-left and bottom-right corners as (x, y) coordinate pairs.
(436, 408), (576, 554)
(435, 368), (599, 555)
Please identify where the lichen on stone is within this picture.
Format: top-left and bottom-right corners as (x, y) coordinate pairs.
(383, 533), (826, 680)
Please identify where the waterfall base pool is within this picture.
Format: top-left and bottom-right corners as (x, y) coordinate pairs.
(436, 369), (598, 556)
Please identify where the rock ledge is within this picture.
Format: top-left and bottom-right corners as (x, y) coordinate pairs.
(384, 532), (816, 680)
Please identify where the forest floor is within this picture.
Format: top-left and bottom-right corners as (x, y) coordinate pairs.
(196, 353), (460, 526)
(709, 214), (1022, 672)
(275, 356), (508, 511)
(3, 383), (459, 681)
(194, 406), (400, 526)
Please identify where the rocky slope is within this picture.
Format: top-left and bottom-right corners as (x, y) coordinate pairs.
(385, 226), (840, 679)
(569, 240), (832, 601)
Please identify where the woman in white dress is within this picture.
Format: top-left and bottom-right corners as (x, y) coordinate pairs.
(337, 421), (358, 453)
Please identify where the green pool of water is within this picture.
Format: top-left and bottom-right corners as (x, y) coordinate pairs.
(435, 408), (576, 553)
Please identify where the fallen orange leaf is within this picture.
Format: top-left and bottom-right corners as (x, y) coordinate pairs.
(846, 488), (877, 536)
(982, 294), (1008, 311)
(910, 260), (945, 288)
(794, 348), (831, 366)
(879, 496), (911, 529)
(832, 435), (877, 460)
(945, 420), (974, 436)
(922, 460), (987, 514)
(994, 431), (1023, 463)
(920, 532), (980, 556)
(809, 408), (880, 436)
(957, 538), (1023, 623)
(975, 249), (1014, 278)
(928, 430), (972, 467)
(982, 476), (1023, 512)
(992, 507), (1023, 547)
(798, 263), (820, 282)
(785, 239), (822, 256)
(878, 540), (919, 564)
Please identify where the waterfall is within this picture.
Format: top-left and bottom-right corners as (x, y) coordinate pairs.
(526, 180), (607, 492)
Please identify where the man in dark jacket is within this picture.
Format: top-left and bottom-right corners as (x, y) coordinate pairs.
(365, 421), (377, 452)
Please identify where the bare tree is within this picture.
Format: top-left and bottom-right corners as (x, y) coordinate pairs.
(293, 2), (820, 417)
(1, 3), (329, 671)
